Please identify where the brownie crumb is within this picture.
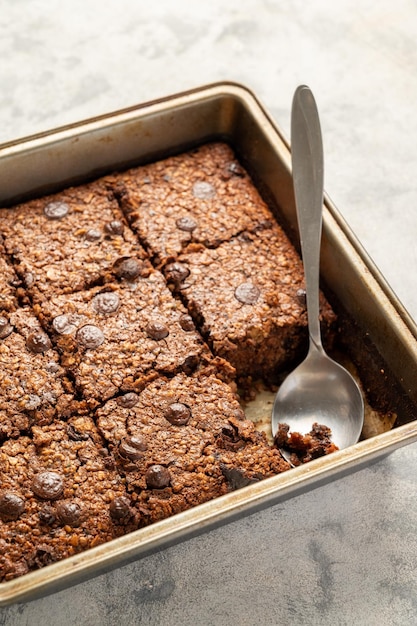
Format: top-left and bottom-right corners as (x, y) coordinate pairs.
(274, 422), (339, 465)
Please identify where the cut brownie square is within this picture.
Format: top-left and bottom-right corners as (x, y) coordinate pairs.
(0, 307), (73, 441)
(95, 372), (289, 524)
(0, 179), (148, 302)
(0, 416), (138, 582)
(164, 227), (336, 382)
(109, 142), (275, 266)
(34, 271), (216, 407)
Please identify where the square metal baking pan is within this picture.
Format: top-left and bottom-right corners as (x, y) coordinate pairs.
(1, 82), (417, 605)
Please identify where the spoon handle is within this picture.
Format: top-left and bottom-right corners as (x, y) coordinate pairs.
(291, 85), (324, 350)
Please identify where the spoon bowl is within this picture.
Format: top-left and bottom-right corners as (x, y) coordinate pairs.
(272, 345), (364, 451)
(271, 85), (364, 453)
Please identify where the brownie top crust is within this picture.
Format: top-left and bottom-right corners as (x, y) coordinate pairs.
(109, 142), (275, 265)
(0, 179), (148, 302)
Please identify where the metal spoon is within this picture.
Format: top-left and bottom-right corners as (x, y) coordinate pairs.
(271, 85), (364, 456)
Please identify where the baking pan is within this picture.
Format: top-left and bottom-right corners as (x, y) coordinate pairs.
(1, 82), (417, 605)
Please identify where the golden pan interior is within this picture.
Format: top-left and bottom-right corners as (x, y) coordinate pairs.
(0, 82), (417, 605)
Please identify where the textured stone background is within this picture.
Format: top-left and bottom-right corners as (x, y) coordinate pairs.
(1, 1), (417, 624)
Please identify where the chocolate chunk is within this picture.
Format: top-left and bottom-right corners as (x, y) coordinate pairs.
(192, 181), (216, 199)
(109, 496), (132, 521)
(119, 436), (147, 460)
(67, 423), (90, 441)
(104, 220), (125, 236)
(146, 320), (169, 340)
(164, 402), (191, 426)
(176, 216), (197, 232)
(218, 423), (245, 451)
(52, 314), (77, 335)
(178, 314), (195, 332)
(76, 324), (105, 349)
(295, 288), (307, 307)
(182, 354), (199, 375)
(113, 257), (144, 281)
(26, 331), (52, 354)
(0, 492), (26, 521)
(38, 505), (56, 525)
(145, 465), (171, 489)
(30, 545), (56, 567)
(85, 228), (102, 241)
(116, 392), (140, 408)
(234, 282), (261, 305)
(228, 161), (245, 177)
(92, 291), (120, 315)
(0, 317), (13, 339)
(220, 465), (260, 491)
(164, 262), (190, 286)
(56, 501), (83, 527)
(31, 471), (64, 500)
(43, 201), (69, 220)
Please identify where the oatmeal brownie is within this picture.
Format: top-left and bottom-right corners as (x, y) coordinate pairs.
(164, 227), (336, 382)
(0, 179), (148, 302)
(96, 372), (290, 524)
(0, 307), (73, 441)
(34, 271), (225, 407)
(0, 416), (138, 582)
(108, 142), (274, 266)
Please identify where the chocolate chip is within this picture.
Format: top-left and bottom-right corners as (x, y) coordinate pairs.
(31, 471), (64, 500)
(109, 496), (132, 521)
(38, 505), (56, 525)
(176, 216), (197, 232)
(44, 201), (69, 220)
(145, 465), (171, 489)
(164, 262), (190, 286)
(85, 228), (102, 241)
(178, 314), (195, 332)
(113, 257), (144, 281)
(76, 324), (104, 349)
(164, 402), (191, 426)
(146, 320), (169, 340)
(0, 492), (26, 521)
(92, 291), (120, 315)
(56, 501), (83, 527)
(104, 220), (125, 236)
(234, 282), (261, 305)
(0, 317), (13, 339)
(26, 331), (52, 354)
(116, 392), (140, 408)
(52, 314), (77, 336)
(119, 436), (147, 461)
(192, 181), (216, 199)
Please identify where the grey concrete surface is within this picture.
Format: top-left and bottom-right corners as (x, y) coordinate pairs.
(1, 1), (417, 624)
